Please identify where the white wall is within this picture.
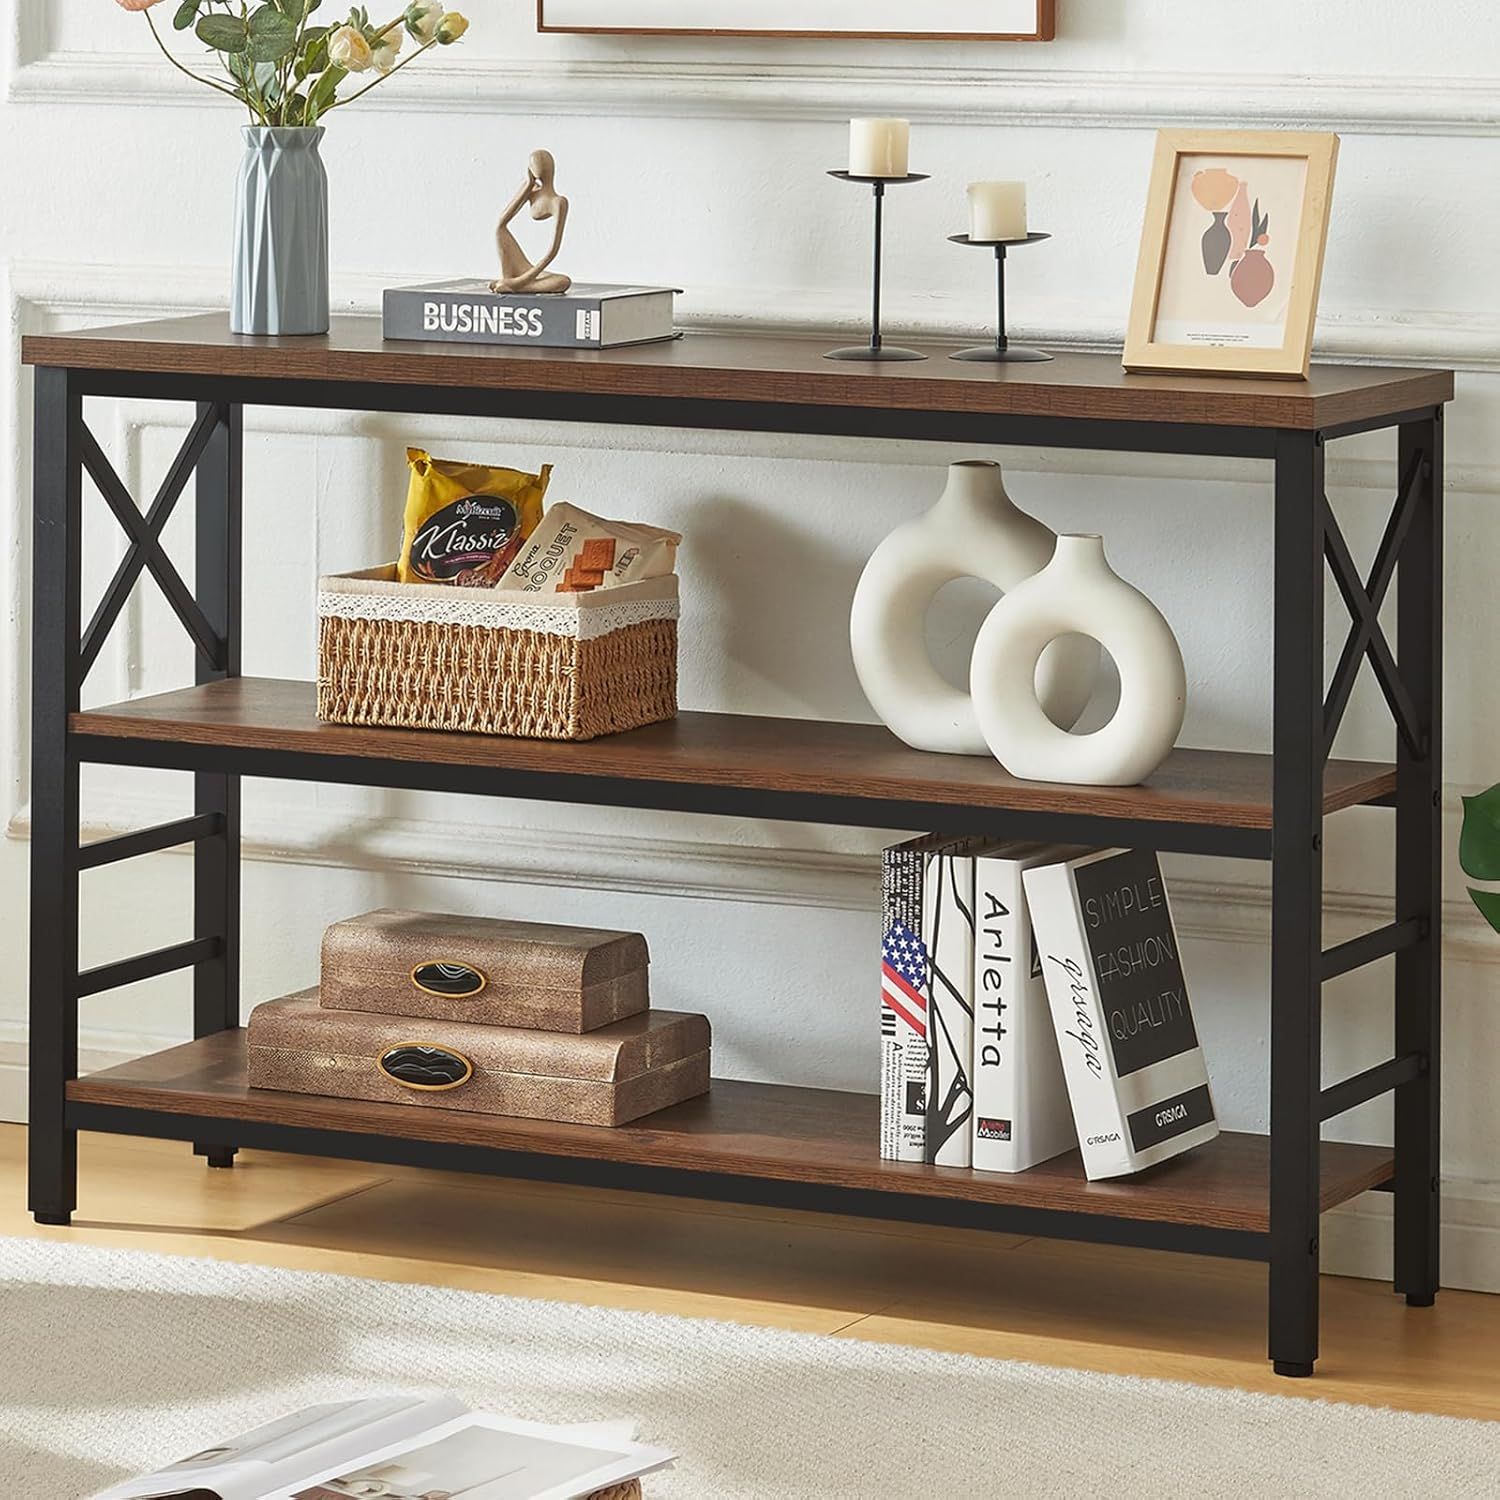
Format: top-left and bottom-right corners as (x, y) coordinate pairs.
(2, 0), (1498, 1286)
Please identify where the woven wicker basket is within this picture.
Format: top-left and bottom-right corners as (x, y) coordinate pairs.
(317, 566), (678, 740)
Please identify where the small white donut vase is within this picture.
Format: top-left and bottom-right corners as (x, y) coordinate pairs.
(970, 532), (1186, 786)
(850, 460), (1098, 754)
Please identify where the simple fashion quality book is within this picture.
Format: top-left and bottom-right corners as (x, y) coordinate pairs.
(1023, 847), (1219, 1180)
(383, 280), (679, 348)
(92, 1395), (674, 1500)
(970, 842), (1077, 1173)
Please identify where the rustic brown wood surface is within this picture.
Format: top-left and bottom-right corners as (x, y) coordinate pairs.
(22, 315), (1452, 430)
(70, 679), (1398, 830)
(535, 0), (1054, 41)
(68, 1031), (1394, 1232)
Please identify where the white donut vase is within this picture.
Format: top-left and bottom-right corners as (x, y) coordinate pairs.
(970, 533), (1186, 786)
(850, 461), (1098, 755)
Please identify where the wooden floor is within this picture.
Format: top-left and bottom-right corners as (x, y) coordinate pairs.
(2, 1125), (1496, 1422)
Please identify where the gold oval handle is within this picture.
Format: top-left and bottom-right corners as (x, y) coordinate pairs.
(377, 1043), (475, 1092)
(410, 960), (488, 999)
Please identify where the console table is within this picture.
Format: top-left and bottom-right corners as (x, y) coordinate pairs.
(22, 317), (1453, 1377)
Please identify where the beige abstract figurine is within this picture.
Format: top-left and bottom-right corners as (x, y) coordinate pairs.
(490, 149), (572, 295)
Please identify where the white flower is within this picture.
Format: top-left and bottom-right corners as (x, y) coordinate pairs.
(328, 23), (374, 72)
(405, 1), (443, 42)
(436, 9), (467, 42)
(371, 23), (404, 72)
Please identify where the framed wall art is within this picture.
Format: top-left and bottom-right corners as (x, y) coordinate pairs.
(537, 0), (1055, 40)
(1123, 130), (1339, 380)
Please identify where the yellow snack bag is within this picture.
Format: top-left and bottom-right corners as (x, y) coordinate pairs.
(398, 449), (551, 586)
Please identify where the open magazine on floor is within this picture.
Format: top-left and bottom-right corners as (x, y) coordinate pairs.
(91, 1396), (675, 1500)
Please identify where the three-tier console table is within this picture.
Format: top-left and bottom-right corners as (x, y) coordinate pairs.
(22, 317), (1452, 1377)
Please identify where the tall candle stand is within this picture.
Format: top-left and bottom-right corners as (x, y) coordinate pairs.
(825, 170), (930, 362)
(948, 232), (1052, 363)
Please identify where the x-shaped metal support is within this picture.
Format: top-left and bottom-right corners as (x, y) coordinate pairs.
(1320, 448), (1430, 763)
(79, 405), (225, 679)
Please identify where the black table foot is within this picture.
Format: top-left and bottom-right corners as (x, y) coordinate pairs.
(1405, 1291), (1436, 1307)
(196, 1145), (238, 1169)
(33, 1210), (72, 1226)
(1273, 1360), (1315, 1378)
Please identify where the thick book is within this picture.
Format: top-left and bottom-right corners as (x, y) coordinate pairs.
(382, 279), (679, 348)
(1023, 847), (1219, 1180)
(922, 837), (986, 1168)
(970, 842), (1077, 1173)
(92, 1395), (673, 1500)
(879, 834), (942, 1162)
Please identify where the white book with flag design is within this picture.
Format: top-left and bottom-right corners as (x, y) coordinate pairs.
(879, 834), (946, 1162)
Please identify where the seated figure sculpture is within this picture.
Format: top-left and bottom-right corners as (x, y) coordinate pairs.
(490, 149), (572, 295)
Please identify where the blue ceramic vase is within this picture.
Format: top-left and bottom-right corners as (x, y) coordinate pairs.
(231, 126), (330, 336)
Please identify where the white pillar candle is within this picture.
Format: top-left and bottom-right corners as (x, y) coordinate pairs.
(968, 181), (1027, 241)
(849, 118), (910, 179)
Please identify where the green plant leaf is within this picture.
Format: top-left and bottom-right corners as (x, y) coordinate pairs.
(1469, 886), (1500, 934)
(1460, 784), (1500, 879)
(254, 59), (284, 100)
(295, 25), (331, 78)
(249, 6), (299, 62)
(196, 13), (248, 52)
(173, 0), (202, 31)
(306, 62), (344, 120)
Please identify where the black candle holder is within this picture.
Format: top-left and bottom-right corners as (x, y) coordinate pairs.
(825, 170), (931, 362)
(948, 232), (1052, 363)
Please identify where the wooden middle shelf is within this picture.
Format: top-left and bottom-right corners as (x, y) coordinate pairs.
(66, 1031), (1393, 1234)
(71, 679), (1397, 849)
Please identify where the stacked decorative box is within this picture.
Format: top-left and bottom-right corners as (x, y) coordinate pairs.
(247, 910), (711, 1126)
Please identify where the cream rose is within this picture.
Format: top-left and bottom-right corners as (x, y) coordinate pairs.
(328, 23), (375, 72)
(371, 23), (404, 73)
(405, 2), (444, 42)
(436, 10), (468, 42)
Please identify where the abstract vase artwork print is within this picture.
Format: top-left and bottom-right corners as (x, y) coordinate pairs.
(1151, 152), (1308, 352)
(1230, 201), (1276, 307)
(1192, 167), (1236, 273)
(1194, 169), (1276, 309)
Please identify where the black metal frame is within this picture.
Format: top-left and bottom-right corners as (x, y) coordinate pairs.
(27, 362), (1446, 1378)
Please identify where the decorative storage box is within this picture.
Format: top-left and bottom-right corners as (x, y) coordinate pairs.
(322, 908), (650, 1034)
(248, 991), (711, 1127)
(317, 568), (678, 741)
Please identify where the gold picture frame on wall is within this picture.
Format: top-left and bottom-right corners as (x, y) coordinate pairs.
(1124, 130), (1339, 380)
(537, 0), (1054, 40)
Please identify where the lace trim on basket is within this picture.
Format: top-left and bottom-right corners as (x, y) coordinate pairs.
(318, 590), (679, 641)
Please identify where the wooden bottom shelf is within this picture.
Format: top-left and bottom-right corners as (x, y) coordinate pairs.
(65, 1032), (1393, 1235)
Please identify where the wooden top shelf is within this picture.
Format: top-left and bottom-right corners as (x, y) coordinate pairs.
(23, 315), (1452, 433)
(70, 679), (1395, 850)
(66, 1031), (1394, 1234)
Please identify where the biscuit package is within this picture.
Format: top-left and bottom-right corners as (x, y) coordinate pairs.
(498, 501), (681, 594)
(398, 448), (551, 586)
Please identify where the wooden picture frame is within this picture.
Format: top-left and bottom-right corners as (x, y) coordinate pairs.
(537, 0), (1055, 41)
(1123, 130), (1339, 380)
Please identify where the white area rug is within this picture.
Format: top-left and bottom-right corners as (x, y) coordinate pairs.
(3, 1237), (1497, 1499)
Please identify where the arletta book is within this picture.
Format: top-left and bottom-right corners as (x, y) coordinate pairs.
(970, 841), (1077, 1173)
(91, 1395), (674, 1500)
(1023, 847), (1218, 1181)
(383, 279), (679, 348)
(921, 836), (987, 1168)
